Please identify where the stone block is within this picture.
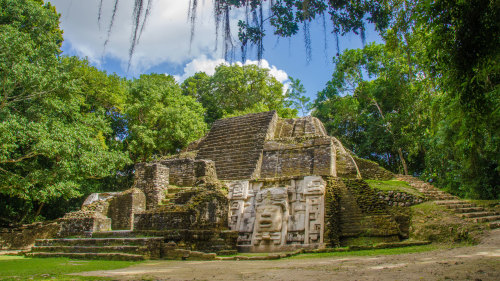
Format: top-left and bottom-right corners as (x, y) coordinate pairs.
(134, 163), (169, 209)
(108, 188), (146, 230)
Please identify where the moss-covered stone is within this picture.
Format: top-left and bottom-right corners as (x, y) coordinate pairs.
(354, 156), (394, 180)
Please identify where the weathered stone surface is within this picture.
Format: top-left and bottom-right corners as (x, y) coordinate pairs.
(261, 137), (334, 178)
(82, 192), (120, 207)
(228, 176), (326, 252)
(196, 111), (277, 180)
(354, 156), (394, 180)
(273, 116), (327, 138)
(58, 213), (111, 237)
(134, 163), (169, 209)
(108, 188), (146, 230)
(0, 222), (60, 250)
(158, 158), (217, 186)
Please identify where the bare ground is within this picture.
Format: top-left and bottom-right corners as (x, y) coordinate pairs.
(74, 229), (500, 281)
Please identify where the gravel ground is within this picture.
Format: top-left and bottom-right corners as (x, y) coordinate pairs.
(74, 229), (500, 281)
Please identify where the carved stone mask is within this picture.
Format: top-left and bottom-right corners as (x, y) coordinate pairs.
(305, 178), (325, 194)
(254, 187), (287, 234)
(255, 204), (283, 233)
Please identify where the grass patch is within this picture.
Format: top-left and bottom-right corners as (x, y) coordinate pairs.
(288, 244), (443, 259)
(0, 256), (141, 280)
(467, 200), (500, 211)
(410, 202), (485, 244)
(366, 179), (423, 197)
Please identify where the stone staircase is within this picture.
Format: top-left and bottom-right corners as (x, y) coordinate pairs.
(395, 175), (458, 201)
(161, 186), (194, 207)
(25, 235), (164, 260)
(196, 111), (276, 180)
(434, 200), (500, 229)
(396, 175), (500, 229)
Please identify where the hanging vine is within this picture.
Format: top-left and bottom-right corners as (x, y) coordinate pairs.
(98, 0), (391, 69)
(102, 0), (120, 53)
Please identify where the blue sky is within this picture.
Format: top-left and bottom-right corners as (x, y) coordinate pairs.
(49, 0), (382, 102)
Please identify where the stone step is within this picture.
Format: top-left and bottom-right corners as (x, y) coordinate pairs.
(472, 215), (500, 223)
(167, 187), (192, 194)
(452, 207), (485, 213)
(489, 221), (500, 229)
(31, 245), (143, 254)
(36, 237), (164, 247)
(164, 193), (177, 199)
(460, 212), (498, 218)
(25, 252), (145, 261)
(442, 203), (474, 208)
(90, 231), (160, 238)
(435, 200), (467, 205)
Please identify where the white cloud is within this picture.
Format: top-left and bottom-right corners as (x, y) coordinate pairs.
(172, 57), (290, 93)
(173, 55), (228, 81)
(49, 0), (242, 73)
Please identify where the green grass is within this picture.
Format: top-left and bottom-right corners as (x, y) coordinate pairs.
(467, 200), (500, 210)
(287, 244), (444, 259)
(366, 179), (423, 197)
(410, 202), (485, 244)
(0, 256), (141, 280)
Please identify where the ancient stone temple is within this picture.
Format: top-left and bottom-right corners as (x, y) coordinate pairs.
(12, 111), (409, 259)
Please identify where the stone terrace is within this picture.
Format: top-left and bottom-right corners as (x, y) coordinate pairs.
(196, 111), (277, 180)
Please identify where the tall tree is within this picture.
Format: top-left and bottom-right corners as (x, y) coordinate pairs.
(314, 35), (433, 175)
(0, 0), (130, 225)
(415, 0), (499, 198)
(287, 77), (311, 116)
(182, 64), (297, 124)
(125, 74), (207, 162)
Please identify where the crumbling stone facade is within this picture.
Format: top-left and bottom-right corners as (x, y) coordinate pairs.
(134, 163), (169, 209)
(22, 111), (406, 258)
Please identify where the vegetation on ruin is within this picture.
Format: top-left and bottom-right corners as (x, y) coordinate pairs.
(366, 180), (423, 198)
(0, 256), (140, 280)
(0, 0), (498, 226)
(312, 0), (499, 200)
(410, 202), (486, 244)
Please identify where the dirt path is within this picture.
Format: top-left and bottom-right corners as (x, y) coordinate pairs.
(74, 229), (500, 281)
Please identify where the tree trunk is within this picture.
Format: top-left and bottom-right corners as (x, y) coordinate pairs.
(398, 147), (409, 175)
(34, 202), (45, 219)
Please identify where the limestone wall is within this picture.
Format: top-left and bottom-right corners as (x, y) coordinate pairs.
(260, 137), (334, 178)
(134, 163), (169, 209)
(273, 116), (327, 138)
(107, 188), (146, 230)
(0, 222), (60, 250)
(159, 158), (217, 186)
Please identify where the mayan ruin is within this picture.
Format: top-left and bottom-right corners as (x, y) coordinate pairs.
(1, 1), (498, 279)
(4, 110), (496, 263)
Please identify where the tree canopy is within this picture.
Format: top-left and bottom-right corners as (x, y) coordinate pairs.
(126, 74), (207, 162)
(0, 0), (130, 224)
(181, 63), (298, 124)
(313, 0), (499, 199)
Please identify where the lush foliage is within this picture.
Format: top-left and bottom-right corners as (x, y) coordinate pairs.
(126, 74), (207, 162)
(0, 1), (300, 225)
(0, 0), (130, 224)
(181, 64), (297, 124)
(313, 0), (499, 199)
